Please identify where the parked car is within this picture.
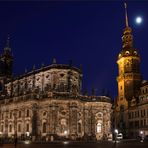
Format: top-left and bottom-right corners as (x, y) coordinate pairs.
(144, 135), (148, 142)
(116, 133), (123, 140)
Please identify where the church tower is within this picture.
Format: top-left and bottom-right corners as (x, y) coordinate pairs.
(0, 36), (13, 91)
(116, 3), (142, 111)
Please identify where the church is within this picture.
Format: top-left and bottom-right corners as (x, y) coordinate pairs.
(0, 37), (112, 141)
(115, 4), (148, 138)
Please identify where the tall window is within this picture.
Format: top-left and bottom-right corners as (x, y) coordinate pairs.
(10, 112), (12, 119)
(9, 124), (12, 132)
(43, 122), (46, 133)
(19, 111), (21, 118)
(27, 110), (29, 117)
(18, 124), (21, 132)
(26, 123), (29, 132)
(1, 125), (3, 132)
(78, 123), (81, 133)
(96, 123), (102, 133)
(1, 113), (3, 120)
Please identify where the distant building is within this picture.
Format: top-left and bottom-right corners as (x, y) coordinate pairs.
(115, 4), (148, 138)
(0, 38), (112, 141)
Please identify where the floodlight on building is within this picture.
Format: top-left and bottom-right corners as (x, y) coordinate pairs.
(24, 140), (30, 144)
(63, 141), (69, 145)
(114, 129), (118, 134)
(64, 130), (68, 135)
(26, 132), (30, 137)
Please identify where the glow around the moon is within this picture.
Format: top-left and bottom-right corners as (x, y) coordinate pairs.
(135, 16), (143, 24)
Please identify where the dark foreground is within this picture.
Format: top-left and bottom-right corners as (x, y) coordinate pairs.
(0, 140), (148, 148)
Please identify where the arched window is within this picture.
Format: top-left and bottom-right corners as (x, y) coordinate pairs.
(43, 122), (46, 133)
(0, 82), (3, 91)
(10, 112), (12, 119)
(1, 113), (3, 120)
(26, 110), (29, 117)
(78, 122), (81, 133)
(43, 111), (46, 116)
(9, 124), (12, 132)
(26, 123), (29, 132)
(96, 123), (102, 133)
(1, 125), (3, 132)
(19, 111), (21, 118)
(18, 124), (21, 132)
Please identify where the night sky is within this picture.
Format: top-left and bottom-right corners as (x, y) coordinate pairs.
(0, 1), (148, 98)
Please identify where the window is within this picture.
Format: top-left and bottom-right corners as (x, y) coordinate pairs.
(78, 123), (81, 133)
(120, 86), (122, 90)
(19, 111), (21, 118)
(1, 125), (3, 132)
(1, 113), (3, 120)
(144, 110), (146, 116)
(96, 123), (102, 133)
(9, 124), (12, 132)
(140, 120), (143, 127)
(144, 119), (146, 126)
(137, 110), (139, 117)
(26, 110), (29, 117)
(135, 111), (137, 118)
(0, 82), (2, 91)
(26, 123), (29, 132)
(10, 112), (12, 119)
(18, 124), (21, 132)
(43, 122), (46, 133)
(134, 51), (137, 55)
(141, 110), (143, 117)
(125, 51), (130, 55)
(43, 112), (46, 116)
(128, 112), (131, 119)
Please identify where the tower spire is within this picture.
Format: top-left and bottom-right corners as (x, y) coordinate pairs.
(122, 3), (133, 48)
(124, 2), (129, 27)
(4, 35), (11, 52)
(6, 35), (10, 48)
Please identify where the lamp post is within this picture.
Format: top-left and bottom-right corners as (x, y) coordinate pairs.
(114, 129), (118, 143)
(140, 130), (144, 142)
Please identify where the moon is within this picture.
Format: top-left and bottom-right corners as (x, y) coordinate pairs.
(135, 16), (143, 24)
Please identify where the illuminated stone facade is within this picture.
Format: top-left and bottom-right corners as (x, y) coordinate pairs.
(0, 40), (112, 141)
(115, 4), (148, 138)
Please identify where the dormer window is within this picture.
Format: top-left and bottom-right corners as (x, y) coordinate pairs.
(46, 75), (49, 78)
(60, 73), (64, 77)
(125, 51), (130, 55)
(134, 51), (137, 55)
(37, 77), (40, 81)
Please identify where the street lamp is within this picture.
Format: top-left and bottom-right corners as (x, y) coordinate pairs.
(0, 131), (2, 138)
(140, 131), (143, 134)
(64, 130), (67, 135)
(140, 131), (144, 142)
(115, 129), (118, 134)
(114, 129), (118, 143)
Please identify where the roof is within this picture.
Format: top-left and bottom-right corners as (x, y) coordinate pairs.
(11, 63), (82, 82)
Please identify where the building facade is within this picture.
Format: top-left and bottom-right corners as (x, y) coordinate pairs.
(0, 39), (112, 141)
(115, 4), (148, 138)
